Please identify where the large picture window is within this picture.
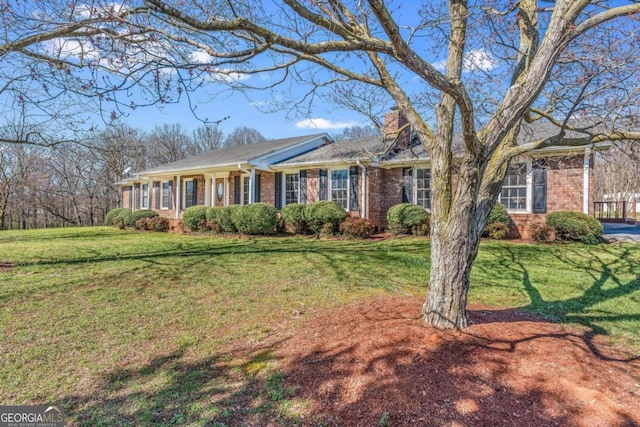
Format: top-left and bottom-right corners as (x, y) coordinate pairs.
(285, 173), (299, 205)
(500, 163), (527, 211)
(415, 168), (431, 209)
(330, 169), (348, 210)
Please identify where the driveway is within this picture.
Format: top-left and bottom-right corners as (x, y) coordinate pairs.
(603, 224), (640, 242)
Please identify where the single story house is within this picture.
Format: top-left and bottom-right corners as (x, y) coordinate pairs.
(119, 112), (608, 238)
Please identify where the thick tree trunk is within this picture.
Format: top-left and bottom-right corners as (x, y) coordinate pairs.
(421, 208), (481, 329)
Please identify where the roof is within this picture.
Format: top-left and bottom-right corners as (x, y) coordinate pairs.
(138, 133), (327, 175)
(276, 135), (385, 166)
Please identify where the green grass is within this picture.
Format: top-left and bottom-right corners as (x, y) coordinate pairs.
(0, 227), (639, 426)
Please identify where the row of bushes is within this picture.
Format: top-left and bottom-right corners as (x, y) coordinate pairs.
(104, 208), (169, 231)
(108, 203), (604, 243)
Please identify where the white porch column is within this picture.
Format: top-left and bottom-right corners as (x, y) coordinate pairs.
(204, 174), (212, 206)
(224, 177), (229, 206)
(249, 168), (256, 204)
(583, 148), (592, 214)
(175, 175), (181, 219)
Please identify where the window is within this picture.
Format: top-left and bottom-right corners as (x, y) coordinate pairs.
(415, 168), (431, 209)
(500, 163), (527, 211)
(185, 180), (196, 208)
(161, 181), (171, 209)
(330, 169), (348, 209)
(243, 176), (250, 205)
(141, 183), (149, 209)
(285, 173), (299, 205)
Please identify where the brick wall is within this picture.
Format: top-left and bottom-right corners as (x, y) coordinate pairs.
(509, 154), (588, 239)
(121, 186), (132, 209)
(366, 167), (404, 229)
(259, 171), (275, 205)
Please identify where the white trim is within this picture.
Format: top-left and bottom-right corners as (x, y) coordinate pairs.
(224, 177), (229, 207)
(175, 176), (181, 219)
(328, 168), (350, 210)
(141, 182), (150, 210)
(283, 171), (301, 207)
(249, 168), (256, 204)
(183, 177), (196, 210)
(583, 148), (591, 214)
(160, 180), (171, 210)
(360, 166), (366, 218)
(205, 174), (212, 207)
(499, 161), (531, 214)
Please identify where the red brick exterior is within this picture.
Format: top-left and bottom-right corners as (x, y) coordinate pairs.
(121, 153), (594, 240)
(509, 154), (592, 239)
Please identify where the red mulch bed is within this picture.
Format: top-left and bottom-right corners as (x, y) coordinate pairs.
(276, 296), (640, 426)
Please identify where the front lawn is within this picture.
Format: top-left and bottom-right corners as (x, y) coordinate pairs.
(0, 227), (638, 425)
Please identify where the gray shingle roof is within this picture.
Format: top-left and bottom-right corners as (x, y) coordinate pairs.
(276, 135), (386, 165)
(138, 134), (326, 175)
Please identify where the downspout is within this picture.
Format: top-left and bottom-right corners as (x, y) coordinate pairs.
(358, 161), (366, 219)
(583, 148), (591, 215)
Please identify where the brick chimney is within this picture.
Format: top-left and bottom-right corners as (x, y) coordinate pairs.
(383, 108), (411, 149)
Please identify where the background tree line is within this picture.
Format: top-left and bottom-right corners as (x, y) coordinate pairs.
(0, 123), (377, 230)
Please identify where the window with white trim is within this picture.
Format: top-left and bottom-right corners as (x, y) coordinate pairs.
(141, 183), (149, 209)
(243, 176), (250, 205)
(500, 163), (527, 211)
(161, 181), (171, 209)
(415, 168), (431, 209)
(285, 173), (299, 205)
(185, 179), (196, 208)
(330, 169), (348, 210)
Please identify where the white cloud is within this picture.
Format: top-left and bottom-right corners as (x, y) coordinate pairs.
(432, 48), (497, 72)
(463, 48), (496, 71)
(295, 118), (358, 130)
(189, 50), (250, 82)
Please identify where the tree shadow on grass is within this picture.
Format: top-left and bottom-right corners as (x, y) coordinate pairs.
(476, 245), (640, 361)
(59, 339), (311, 427)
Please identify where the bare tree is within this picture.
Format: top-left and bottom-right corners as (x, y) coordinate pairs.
(193, 124), (225, 152)
(224, 127), (267, 147)
(595, 145), (640, 202)
(148, 123), (193, 164)
(2, 1), (640, 328)
(333, 125), (380, 141)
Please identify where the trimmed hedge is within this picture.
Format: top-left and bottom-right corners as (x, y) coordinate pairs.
(183, 206), (209, 231)
(386, 203), (430, 235)
(546, 211), (603, 244)
(339, 217), (375, 239)
(486, 222), (510, 239)
(105, 208), (126, 226)
(131, 209), (158, 225)
(115, 208), (133, 228)
(488, 203), (510, 226)
(216, 205), (241, 233)
(303, 201), (348, 235)
(231, 203), (277, 235)
(281, 203), (307, 234)
(135, 216), (169, 232)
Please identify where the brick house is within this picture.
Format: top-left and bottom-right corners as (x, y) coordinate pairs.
(119, 113), (607, 238)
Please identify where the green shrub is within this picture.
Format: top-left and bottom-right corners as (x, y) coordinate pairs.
(386, 203), (429, 235)
(231, 203), (277, 235)
(339, 217), (375, 239)
(487, 202), (510, 226)
(132, 209), (158, 225)
(486, 222), (510, 239)
(546, 211), (603, 244)
(216, 205), (240, 233)
(183, 206), (209, 231)
(206, 207), (218, 222)
(115, 208), (133, 228)
(531, 223), (555, 243)
(150, 217), (170, 232)
(303, 201), (349, 235)
(281, 203), (307, 234)
(105, 208), (126, 226)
